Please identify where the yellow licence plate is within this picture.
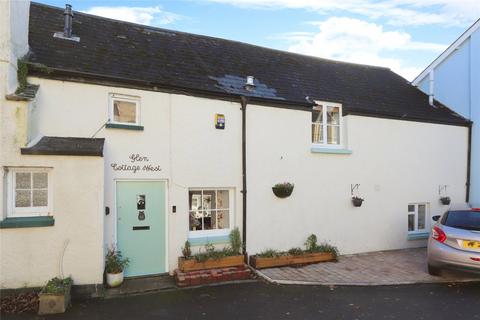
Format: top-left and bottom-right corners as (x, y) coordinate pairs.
(463, 240), (480, 249)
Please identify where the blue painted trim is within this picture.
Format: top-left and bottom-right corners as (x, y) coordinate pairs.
(407, 232), (430, 240)
(0, 216), (55, 229)
(105, 123), (144, 131)
(188, 234), (230, 246)
(311, 147), (352, 154)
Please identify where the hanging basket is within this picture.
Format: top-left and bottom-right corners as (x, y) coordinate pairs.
(352, 197), (364, 207)
(272, 183), (294, 198)
(440, 196), (451, 205)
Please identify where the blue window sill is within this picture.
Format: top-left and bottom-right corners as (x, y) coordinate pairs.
(407, 232), (430, 240)
(188, 234), (230, 246)
(311, 146), (352, 154)
(0, 216), (55, 229)
(105, 123), (144, 131)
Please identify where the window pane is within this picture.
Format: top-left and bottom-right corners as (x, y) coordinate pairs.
(16, 172), (31, 189)
(327, 125), (340, 144)
(327, 106), (340, 125)
(15, 190), (31, 207)
(189, 210), (203, 231)
(217, 210), (229, 229)
(312, 107), (323, 123)
(33, 172), (48, 189)
(33, 190), (48, 207)
(216, 190), (229, 209)
(312, 123), (323, 143)
(202, 191), (216, 210)
(408, 214), (415, 231)
(418, 205), (426, 230)
(113, 100), (136, 123)
(408, 205), (415, 212)
(189, 191), (202, 210)
(203, 210), (214, 230)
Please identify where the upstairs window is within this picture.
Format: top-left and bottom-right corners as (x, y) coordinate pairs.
(312, 102), (342, 146)
(8, 168), (52, 217)
(109, 94), (140, 125)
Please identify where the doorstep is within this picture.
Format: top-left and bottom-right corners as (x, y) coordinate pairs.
(104, 274), (176, 298)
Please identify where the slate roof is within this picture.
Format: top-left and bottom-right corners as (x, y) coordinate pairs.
(27, 2), (470, 126)
(21, 136), (105, 156)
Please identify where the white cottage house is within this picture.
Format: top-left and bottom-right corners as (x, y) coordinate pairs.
(0, 1), (471, 291)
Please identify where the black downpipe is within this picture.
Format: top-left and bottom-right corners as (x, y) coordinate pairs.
(466, 123), (472, 203)
(240, 96), (248, 255)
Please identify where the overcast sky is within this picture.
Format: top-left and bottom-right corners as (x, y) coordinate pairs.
(37, 0), (480, 80)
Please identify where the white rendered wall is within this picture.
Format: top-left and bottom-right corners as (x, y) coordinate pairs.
(246, 105), (469, 255)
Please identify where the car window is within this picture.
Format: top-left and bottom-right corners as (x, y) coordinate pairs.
(442, 210), (480, 231)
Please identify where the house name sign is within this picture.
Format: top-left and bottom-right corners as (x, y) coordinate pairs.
(110, 154), (162, 173)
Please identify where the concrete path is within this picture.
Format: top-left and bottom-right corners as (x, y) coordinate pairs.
(257, 248), (479, 285)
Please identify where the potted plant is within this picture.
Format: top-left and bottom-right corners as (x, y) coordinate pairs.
(38, 277), (73, 315)
(272, 182), (294, 198)
(105, 247), (130, 288)
(440, 196), (451, 205)
(250, 234), (338, 269)
(178, 228), (244, 272)
(352, 196), (364, 207)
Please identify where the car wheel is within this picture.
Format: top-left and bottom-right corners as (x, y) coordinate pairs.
(428, 264), (441, 276)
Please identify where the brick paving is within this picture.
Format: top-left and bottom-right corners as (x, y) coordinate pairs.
(257, 248), (479, 285)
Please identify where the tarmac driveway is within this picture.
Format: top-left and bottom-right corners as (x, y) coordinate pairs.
(257, 248), (479, 285)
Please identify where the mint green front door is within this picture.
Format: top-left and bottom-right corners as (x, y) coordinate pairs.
(116, 181), (166, 277)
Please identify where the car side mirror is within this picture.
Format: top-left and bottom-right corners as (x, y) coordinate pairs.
(432, 215), (441, 222)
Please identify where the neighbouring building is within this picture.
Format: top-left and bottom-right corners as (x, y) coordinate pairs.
(413, 18), (480, 208)
(0, 1), (471, 290)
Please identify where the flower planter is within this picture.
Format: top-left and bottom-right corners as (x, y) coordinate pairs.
(178, 255), (244, 272)
(272, 186), (294, 198)
(352, 197), (364, 207)
(106, 271), (124, 288)
(440, 197), (451, 205)
(38, 284), (71, 315)
(250, 252), (335, 269)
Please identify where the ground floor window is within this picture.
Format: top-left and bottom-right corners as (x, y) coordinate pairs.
(408, 203), (428, 233)
(7, 168), (52, 217)
(188, 189), (232, 236)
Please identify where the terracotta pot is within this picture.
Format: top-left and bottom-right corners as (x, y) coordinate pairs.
(106, 271), (124, 288)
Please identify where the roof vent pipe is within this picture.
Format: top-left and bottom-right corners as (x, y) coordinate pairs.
(428, 70), (435, 106)
(245, 76), (256, 91)
(63, 4), (73, 38)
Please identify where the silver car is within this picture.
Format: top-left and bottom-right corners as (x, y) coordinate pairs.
(427, 207), (480, 276)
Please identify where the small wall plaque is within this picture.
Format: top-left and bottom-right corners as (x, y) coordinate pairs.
(215, 114), (225, 129)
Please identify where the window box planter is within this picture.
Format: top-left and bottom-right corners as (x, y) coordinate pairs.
(440, 196), (451, 205)
(250, 252), (335, 269)
(38, 278), (72, 315)
(178, 255), (245, 272)
(272, 183), (294, 198)
(352, 197), (364, 207)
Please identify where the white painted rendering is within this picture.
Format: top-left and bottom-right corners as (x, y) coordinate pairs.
(246, 105), (468, 255)
(26, 77), (243, 274)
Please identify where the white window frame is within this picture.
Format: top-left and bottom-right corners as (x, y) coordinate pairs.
(188, 188), (234, 238)
(7, 168), (53, 218)
(312, 101), (343, 148)
(108, 93), (141, 126)
(407, 203), (429, 234)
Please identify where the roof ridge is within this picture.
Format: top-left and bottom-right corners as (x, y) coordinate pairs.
(30, 1), (391, 72)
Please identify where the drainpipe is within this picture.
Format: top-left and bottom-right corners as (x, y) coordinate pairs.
(240, 96), (248, 256)
(466, 123), (472, 203)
